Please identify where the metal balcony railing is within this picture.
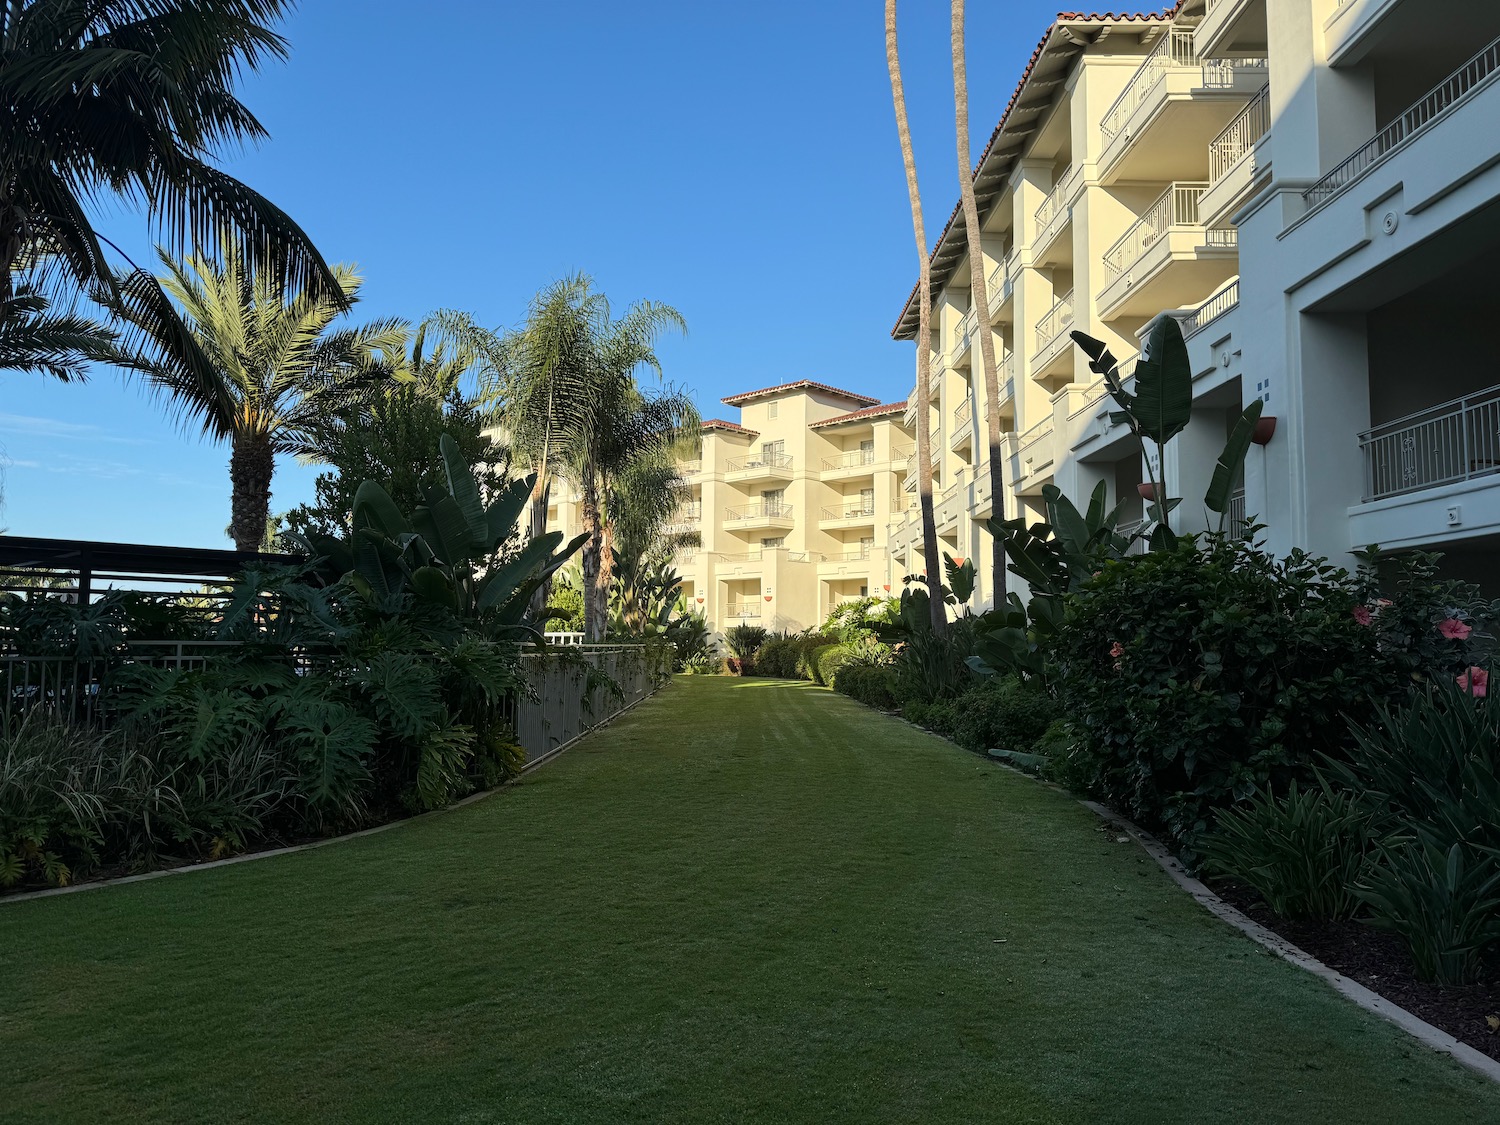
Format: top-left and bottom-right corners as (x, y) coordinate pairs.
(1115, 518), (1150, 556)
(1227, 487), (1249, 538)
(822, 548), (873, 562)
(1183, 280), (1240, 337)
(957, 307), (977, 354)
(1103, 183), (1235, 278)
(680, 459), (703, 475)
(821, 449), (879, 470)
(678, 503), (702, 522)
(1034, 291), (1075, 356)
(718, 550), (763, 562)
(819, 503), (877, 521)
(1017, 415), (1056, 473)
(1209, 86), (1271, 185)
(954, 398), (973, 427)
(1360, 385), (1500, 501)
(725, 451), (792, 473)
(724, 502), (792, 521)
(1305, 36), (1500, 211)
(1100, 27), (1267, 143)
(891, 444), (913, 461)
(725, 601), (763, 619)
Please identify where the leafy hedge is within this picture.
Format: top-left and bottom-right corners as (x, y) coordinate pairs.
(833, 664), (899, 710)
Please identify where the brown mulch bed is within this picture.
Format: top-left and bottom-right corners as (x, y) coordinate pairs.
(1211, 879), (1500, 1062)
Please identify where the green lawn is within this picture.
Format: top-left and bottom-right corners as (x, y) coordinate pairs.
(3, 676), (1497, 1124)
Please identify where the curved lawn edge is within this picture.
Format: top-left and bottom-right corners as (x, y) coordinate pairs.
(0, 680), (672, 907)
(857, 692), (1500, 1087)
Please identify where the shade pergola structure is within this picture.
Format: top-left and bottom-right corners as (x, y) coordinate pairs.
(0, 536), (301, 604)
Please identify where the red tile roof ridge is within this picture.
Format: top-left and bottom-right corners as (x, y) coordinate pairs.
(721, 380), (881, 407)
(700, 418), (758, 434)
(810, 402), (910, 428)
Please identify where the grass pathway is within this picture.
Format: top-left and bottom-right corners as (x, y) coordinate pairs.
(4, 676), (1499, 1123)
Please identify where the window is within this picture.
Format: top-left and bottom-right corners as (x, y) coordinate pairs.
(859, 486), (875, 514)
(761, 488), (786, 516)
(768, 401), (779, 419)
(761, 536), (785, 549)
(860, 439), (875, 464)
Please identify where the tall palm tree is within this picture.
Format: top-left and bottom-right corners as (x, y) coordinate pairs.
(609, 452), (698, 634)
(0, 0), (338, 315)
(886, 0), (946, 634)
(952, 0), (1007, 608)
(110, 242), (406, 550)
(566, 325), (696, 641)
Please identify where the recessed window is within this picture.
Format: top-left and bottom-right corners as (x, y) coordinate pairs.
(769, 401), (779, 419)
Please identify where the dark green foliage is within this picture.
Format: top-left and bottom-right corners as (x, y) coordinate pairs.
(753, 635), (803, 680)
(832, 663), (899, 710)
(664, 612), (712, 672)
(809, 643), (856, 687)
(282, 388), (505, 541)
(948, 679), (1059, 756)
(1200, 781), (1382, 921)
(1052, 535), (1383, 858)
(723, 624), (769, 674)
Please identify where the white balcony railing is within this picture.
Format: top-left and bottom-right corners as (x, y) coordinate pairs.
(1209, 86), (1271, 185)
(1103, 183), (1234, 278)
(679, 459), (703, 475)
(821, 449), (879, 470)
(724, 502), (793, 521)
(1034, 291), (1075, 357)
(986, 254), (1017, 314)
(679, 502), (703, 522)
(957, 307), (977, 355)
(1033, 167), (1082, 247)
(725, 601), (763, 619)
(1101, 27), (1267, 144)
(819, 503), (877, 521)
(1183, 280), (1240, 338)
(1017, 414), (1056, 474)
(1115, 518), (1150, 556)
(1304, 35), (1500, 211)
(1228, 487), (1248, 538)
(725, 451), (792, 473)
(953, 398), (973, 427)
(1359, 384), (1500, 502)
(821, 548), (872, 562)
(891, 444), (913, 461)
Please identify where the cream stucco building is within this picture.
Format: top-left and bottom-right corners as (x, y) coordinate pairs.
(886, 0), (1500, 606)
(548, 380), (913, 637)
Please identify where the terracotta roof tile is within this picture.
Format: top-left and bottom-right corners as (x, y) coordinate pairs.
(721, 380), (880, 407)
(700, 418), (758, 435)
(809, 402), (910, 429)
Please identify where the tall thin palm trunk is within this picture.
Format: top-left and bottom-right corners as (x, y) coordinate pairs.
(580, 462), (607, 642)
(952, 0), (1007, 609)
(886, 0), (946, 634)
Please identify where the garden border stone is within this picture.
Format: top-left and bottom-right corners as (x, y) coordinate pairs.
(0, 678), (669, 907)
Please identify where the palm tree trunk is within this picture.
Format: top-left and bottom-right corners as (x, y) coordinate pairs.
(229, 432), (274, 552)
(952, 0), (1007, 610)
(595, 493), (616, 641)
(580, 462), (606, 642)
(887, 0), (946, 635)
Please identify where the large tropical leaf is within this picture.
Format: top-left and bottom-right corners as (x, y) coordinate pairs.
(1130, 315), (1193, 447)
(1205, 399), (1265, 518)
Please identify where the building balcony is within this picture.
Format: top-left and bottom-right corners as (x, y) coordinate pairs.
(1098, 183), (1238, 320)
(1098, 26), (1268, 185)
(1194, 0), (1267, 59)
(1350, 384), (1500, 550)
(1015, 415), (1057, 494)
(952, 307), (978, 370)
(973, 432), (1018, 519)
(902, 447), (940, 492)
(1200, 86), (1271, 230)
(1182, 278), (1240, 341)
(986, 253), (1018, 322)
(1303, 36), (1500, 216)
(723, 502), (794, 532)
(724, 451), (794, 483)
(1324, 0), (1409, 67)
(1032, 291), (1076, 380)
(1031, 167), (1082, 266)
(724, 600), (764, 621)
(934, 481), (966, 533)
(819, 503), (877, 531)
(679, 458), (703, 476)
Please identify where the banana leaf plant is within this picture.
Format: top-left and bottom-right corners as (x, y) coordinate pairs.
(1072, 314), (1264, 547)
(296, 434), (588, 640)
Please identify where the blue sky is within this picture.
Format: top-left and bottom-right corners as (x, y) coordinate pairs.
(0, 0), (1072, 547)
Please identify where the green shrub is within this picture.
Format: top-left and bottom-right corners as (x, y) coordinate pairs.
(1052, 536), (1388, 858)
(833, 664), (899, 710)
(1200, 782), (1380, 921)
(948, 679), (1059, 755)
(813, 644), (857, 687)
(793, 633), (838, 680)
(1356, 841), (1500, 985)
(723, 624), (769, 675)
(754, 636), (803, 679)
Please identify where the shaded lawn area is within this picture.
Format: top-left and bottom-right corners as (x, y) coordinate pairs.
(3, 677), (1498, 1124)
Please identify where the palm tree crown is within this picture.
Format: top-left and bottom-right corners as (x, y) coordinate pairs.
(0, 0), (338, 310)
(113, 242), (407, 550)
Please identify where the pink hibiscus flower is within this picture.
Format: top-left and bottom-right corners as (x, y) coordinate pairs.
(1439, 618), (1473, 641)
(1109, 641), (1125, 659)
(1457, 666), (1490, 698)
(1351, 606), (1372, 626)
